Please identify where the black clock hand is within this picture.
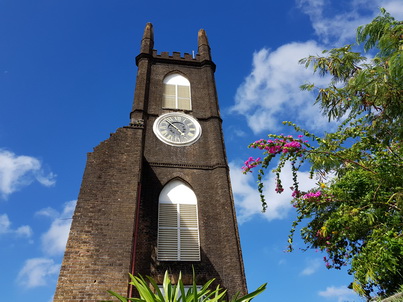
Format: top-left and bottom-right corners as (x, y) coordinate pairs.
(167, 121), (185, 135)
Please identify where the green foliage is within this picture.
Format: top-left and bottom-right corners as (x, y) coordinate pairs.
(299, 9), (403, 145)
(243, 9), (403, 300)
(103, 270), (266, 302)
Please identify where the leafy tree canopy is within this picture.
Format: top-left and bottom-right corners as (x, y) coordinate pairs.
(243, 9), (403, 300)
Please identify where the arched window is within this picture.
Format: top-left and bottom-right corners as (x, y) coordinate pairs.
(162, 74), (192, 110)
(157, 180), (200, 261)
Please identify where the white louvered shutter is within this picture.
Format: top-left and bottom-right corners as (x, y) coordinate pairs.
(157, 204), (178, 260)
(179, 204), (200, 261)
(162, 84), (176, 108)
(177, 85), (191, 110)
(162, 74), (192, 110)
(157, 180), (200, 261)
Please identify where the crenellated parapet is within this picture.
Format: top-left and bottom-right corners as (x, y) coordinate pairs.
(154, 50), (196, 60)
(135, 24), (215, 70)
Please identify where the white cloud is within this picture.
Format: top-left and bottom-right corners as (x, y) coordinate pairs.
(382, 0), (403, 19)
(15, 201), (76, 290)
(300, 258), (322, 276)
(15, 225), (33, 237)
(231, 42), (334, 135)
(231, 0), (403, 136)
(17, 258), (60, 288)
(38, 200), (76, 256)
(297, 0), (403, 45)
(278, 259), (287, 265)
(35, 207), (59, 219)
(230, 161), (317, 223)
(318, 285), (358, 302)
(297, 0), (364, 44)
(0, 213), (32, 238)
(0, 149), (56, 199)
(0, 213), (11, 233)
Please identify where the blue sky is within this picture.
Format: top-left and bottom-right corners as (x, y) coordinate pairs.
(1, 1), (402, 301)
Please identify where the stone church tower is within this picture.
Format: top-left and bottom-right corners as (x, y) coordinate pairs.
(54, 23), (247, 301)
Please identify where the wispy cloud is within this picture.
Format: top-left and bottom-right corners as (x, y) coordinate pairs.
(296, 0), (403, 45)
(300, 258), (322, 276)
(17, 258), (60, 288)
(297, 0), (368, 45)
(230, 0), (403, 137)
(230, 41), (333, 135)
(0, 213), (33, 238)
(0, 149), (56, 199)
(37, 200), (76, 256)
(382, 0), (403, 19)
(35, 207), (60, 219)
(318, 285), (359, 302)
(230, 161), (317, 223)
(17, 201), (76, 288)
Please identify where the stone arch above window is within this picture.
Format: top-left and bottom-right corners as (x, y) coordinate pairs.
(157, 179), (200, 261)
(162, 74), (192, 110)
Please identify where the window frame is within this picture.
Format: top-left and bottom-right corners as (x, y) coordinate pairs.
(162, 74), (192, 111)
(157, 180), (200, 261)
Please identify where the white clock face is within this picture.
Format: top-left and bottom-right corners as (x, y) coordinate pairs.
(153, 113), (202, 146)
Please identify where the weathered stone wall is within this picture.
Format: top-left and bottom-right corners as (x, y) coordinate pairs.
(54, 127), (144, 301)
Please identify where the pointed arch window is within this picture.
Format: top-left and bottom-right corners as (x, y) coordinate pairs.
(162, 74), (192, 110)
(157, 180), (200, 261)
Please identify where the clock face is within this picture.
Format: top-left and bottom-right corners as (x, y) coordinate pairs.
(153, 113), (202, 146)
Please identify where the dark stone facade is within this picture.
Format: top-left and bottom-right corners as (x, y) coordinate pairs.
(54, 23), (246, 301)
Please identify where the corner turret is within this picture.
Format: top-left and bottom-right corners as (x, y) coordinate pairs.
(140, 23), (154, 54)
(198, 29), (211, 61)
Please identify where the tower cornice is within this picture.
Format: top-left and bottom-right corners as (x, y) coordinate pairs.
(135, 52), (216, 72)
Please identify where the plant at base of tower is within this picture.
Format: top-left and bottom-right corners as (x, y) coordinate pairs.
(103, 270), (266, 302)
(243, 9), (403, 300)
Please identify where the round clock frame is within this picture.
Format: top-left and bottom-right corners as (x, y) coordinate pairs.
(153, 112), (202, 147)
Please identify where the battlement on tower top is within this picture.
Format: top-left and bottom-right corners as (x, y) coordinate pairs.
(152, 50), (200, 61)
